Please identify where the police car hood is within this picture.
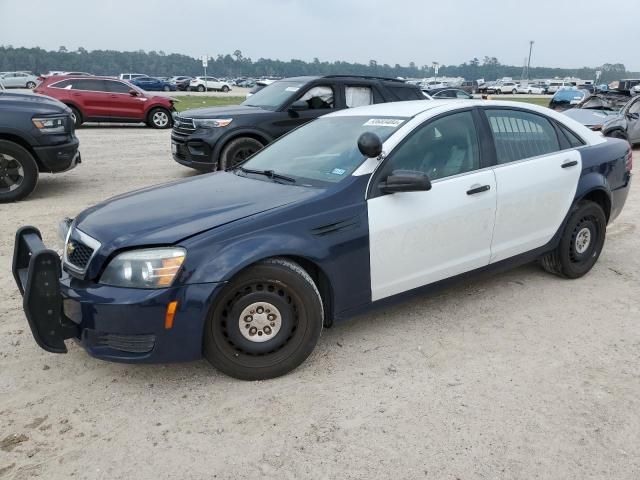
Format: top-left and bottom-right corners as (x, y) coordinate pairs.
(73, 171), (317, 254)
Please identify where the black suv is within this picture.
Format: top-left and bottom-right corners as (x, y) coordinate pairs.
(0, 89), (80, 202)
(171, 75), (426, 171)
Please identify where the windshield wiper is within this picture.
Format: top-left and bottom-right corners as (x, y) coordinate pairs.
(237, 167), (296, 183)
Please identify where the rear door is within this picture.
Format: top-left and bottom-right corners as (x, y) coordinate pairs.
(69, 79), (111, 118)
(482, 108), (582, 263)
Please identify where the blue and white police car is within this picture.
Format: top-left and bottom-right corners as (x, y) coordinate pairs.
(13, 100), (632, 380)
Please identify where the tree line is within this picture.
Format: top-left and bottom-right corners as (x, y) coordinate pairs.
(0, 46), (636, 83)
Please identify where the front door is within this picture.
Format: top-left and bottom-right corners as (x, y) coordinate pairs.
(270, 84), (337, 138)
(104, 80), (146, 119)
(367, 110), (497, 301)
(482, 108), (582, 263)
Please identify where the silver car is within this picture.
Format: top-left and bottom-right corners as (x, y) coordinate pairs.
(0, 72), (39, 89)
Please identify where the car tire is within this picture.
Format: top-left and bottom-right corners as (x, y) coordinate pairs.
(203, 258), (324, 380)
(163, 85), (171, 92)
(197, 85), (205, 92)
(68, 106), (82, 128)
(147, 107), (172, 129)
(540, 201), (606, 279)
(222, 85), (230, 93)
(607, 130), (628, 141)
(26, 81), (36, 89)
(512, 89), (517, 94)
(219, 137), (264, 170)
(0, 140), (39, 203)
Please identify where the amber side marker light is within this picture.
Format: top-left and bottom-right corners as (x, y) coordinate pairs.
(165, 300), (179, 329)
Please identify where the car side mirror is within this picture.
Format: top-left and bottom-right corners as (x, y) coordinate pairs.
(627, 112), (639, 120)
(379, 170), (432, 194)
(129, 89), (139, 96)
(357, 132), (383, 158)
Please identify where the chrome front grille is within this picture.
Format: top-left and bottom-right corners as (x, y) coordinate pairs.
(172, 116), (196, 135)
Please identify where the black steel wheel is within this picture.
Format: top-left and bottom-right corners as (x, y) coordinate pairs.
(204, 258), (323, 380)
(540, 201), (606, 278)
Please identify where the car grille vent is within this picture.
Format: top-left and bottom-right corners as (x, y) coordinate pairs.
(173, 116), (196, 135)
(94, 333), (156, 353)
(67, 241), (94, 270)
(311, 218), (360, 236)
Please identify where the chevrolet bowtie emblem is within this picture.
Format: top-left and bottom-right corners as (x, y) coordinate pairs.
(66, 242), (76, 257)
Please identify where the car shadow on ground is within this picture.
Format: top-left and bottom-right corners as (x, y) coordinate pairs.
(73, 262), (544, 386)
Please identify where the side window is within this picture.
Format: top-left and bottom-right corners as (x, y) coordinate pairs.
(387, 86), (423, 101)
(105, 81), (131, 94)
(558, 124), (585, 148)
(456, 90), (471, 99)
(384, 111), (480, 181)
(50, 79), (73, 89)
(345, 86), (373, 108)
(72, 79), (108, 92)
(485, 109), (560, 164)
(298, 85), (334, 109)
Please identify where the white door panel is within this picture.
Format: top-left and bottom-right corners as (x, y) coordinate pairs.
(490, 149), (582, 263)
(368, 170), (497, 301)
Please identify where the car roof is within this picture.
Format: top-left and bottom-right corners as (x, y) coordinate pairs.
(327, 100), (449, 118)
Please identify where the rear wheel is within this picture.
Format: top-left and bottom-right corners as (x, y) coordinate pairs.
(197, 84), (205, 92)
(219, 137), (264, 170)
(0, 140), (39, 203)
(204, 258), (324, 380)
(163, 85), (171, 92)
(512, 88), (518, 94)
(222, 85), (230, 93)
(540, 201), (607, 278)
(147, 107), (172, 129)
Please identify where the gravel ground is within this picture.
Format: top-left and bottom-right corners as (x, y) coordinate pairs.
(0, 127), (638, 480)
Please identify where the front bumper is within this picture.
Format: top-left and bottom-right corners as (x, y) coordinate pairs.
(33, 136), (81, 173)
(171, 132), (220, 171)
(12, 227), (224, 363)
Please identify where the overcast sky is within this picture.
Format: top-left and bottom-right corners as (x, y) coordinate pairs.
(1, 0), (638, 71)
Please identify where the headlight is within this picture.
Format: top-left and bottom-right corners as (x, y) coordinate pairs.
(32, 116), (67, 134)
(193, 118), (233, 128)
(100, 248), (186, 289)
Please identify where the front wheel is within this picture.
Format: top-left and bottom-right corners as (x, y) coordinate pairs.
(204, 258), (324, 380)
(163, 85), (171, 92)
(26, 81), (36, 89)
(540, 201), (607, 278)
(512, 89), (518, 94)
(222, 85), (230, 93)
(0, 140), (39, 202)
(147, 107), (172, 129)
(219, 137), (264, 170)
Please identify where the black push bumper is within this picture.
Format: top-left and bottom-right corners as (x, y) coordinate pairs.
(12, 226), (79, 353)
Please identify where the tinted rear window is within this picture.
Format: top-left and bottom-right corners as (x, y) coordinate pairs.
(386, 85), (423, 101)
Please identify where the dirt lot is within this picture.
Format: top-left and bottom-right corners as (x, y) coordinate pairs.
(0, 127), (638, 480)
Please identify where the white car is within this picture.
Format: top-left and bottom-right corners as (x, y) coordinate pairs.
(0, 71), (39, 89)
(190, 76), (231, 93)
(516, 83), (547, 94)
(490, 81), (519, 94)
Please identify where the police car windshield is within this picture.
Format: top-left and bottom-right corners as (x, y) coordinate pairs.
(238, 116), (406, 186)
(242, 81), (305, 110)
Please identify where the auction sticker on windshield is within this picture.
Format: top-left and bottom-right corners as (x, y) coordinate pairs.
(363, 119), (405, 127)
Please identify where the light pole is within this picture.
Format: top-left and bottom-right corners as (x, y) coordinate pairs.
(526, 41), (534, 80)
(432, 62), (439, 79)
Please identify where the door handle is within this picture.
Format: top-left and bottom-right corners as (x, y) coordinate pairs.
(561, 160), (578, 168)
(466, 184), (491, 195)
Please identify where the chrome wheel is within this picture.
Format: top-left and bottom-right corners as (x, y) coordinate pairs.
(574, 227), (591, 254)
(239, 302), (282, 343)
(0, 154), (25, 193)
(152, 111), (169, 128)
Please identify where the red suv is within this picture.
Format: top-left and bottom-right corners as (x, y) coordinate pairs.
(34, 76), (176, 129)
